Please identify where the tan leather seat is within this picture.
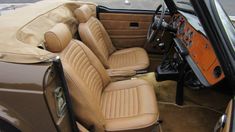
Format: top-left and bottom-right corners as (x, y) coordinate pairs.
(102, 79), (159, 131)
(74, 5), (149, 71)
(44, 23), (159, 132)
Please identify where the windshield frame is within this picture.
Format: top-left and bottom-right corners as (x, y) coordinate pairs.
(173, 0), (196, 15)
(211, 0), (235, 55)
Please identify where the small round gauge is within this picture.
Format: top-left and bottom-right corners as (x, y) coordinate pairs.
(172, 16), (178, 29)
(176, 16), (181, 26)
(189, 31), (194, 39)
(178, 21), (185, 34)
(185, 28), (193, 41)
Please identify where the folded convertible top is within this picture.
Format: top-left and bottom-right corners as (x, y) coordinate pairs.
(0, 0), (96, 63)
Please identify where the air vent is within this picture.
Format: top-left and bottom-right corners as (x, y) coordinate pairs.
(213, 66), (222, 78)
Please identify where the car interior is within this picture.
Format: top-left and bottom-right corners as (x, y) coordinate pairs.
(1, 0), (232, 131)
(41, 0), (235, 131)
(41, 1), (233, 131)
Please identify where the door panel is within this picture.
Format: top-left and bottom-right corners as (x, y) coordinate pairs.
(99, 13), (152, 49)
(97, 6), (172, 54)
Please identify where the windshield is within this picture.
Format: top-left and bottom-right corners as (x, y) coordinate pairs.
(78, 0), (162, 10)
(173, 0), (194, 12)
(214, 0), (235, 51)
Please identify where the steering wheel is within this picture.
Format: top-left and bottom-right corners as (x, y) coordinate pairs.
(147, 4), (166, 43)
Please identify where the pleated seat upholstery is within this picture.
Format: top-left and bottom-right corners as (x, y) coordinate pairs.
(74, 5), (149, 71)
(102, 79), (159, 131)
(44, 23), (159, 132)
(108, 47), (149, 70)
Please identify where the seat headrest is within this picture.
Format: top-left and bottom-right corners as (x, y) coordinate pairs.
(44, 23), (72, 53)
(74, 5), (93, 23)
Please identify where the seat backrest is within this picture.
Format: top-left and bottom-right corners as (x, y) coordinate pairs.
(44, 23), (111, 131)
(74, 5), (116, 69)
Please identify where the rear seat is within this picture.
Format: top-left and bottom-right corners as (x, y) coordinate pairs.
(44, 23), (159, 132)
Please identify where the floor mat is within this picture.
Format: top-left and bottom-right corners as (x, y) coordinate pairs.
(158, 102), (221, 132)
(135, 72), (230, 132)
(136, 73), (231, 112)
(154, 80), (231, 112)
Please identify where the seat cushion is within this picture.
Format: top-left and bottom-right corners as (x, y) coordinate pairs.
(101, 79), (159, 131)
(108, 47), (149, 71)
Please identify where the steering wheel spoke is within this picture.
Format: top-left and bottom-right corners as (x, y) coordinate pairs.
(147, 4), (166, 43)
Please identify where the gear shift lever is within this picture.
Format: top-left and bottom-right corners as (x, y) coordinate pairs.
(159, 42), (169, 69)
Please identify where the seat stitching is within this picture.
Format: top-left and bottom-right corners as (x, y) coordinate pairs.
(136, 86), (140, 114)
(104, 83), (148, 92)
(105, 113), (157, 120)
(72, 40), (107, 87)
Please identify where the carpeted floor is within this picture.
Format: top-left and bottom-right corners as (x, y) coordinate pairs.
(154, 79), (231, 112)
(135, 72), (231, 132)
(158, 102), (221, 132)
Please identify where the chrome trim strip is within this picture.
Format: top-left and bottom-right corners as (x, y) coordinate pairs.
(0, 88), (43, 94)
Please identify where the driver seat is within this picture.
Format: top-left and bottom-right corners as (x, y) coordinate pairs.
(74, 5), (149, 71)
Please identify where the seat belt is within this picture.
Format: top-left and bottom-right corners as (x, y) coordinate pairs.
(53, 57), (96, 132)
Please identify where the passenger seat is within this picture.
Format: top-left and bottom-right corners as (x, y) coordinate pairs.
(44, 23), (159, 132)
(74, 5), (150, 71)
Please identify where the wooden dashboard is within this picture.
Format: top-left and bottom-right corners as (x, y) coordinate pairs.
(173, 13), (224, 85)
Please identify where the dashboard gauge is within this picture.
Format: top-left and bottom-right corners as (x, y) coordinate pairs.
(172, 16), (178, 29)
(173, 13), (225, 85)
(177, 16), (181, 24)
(189, 31), (194, 39)
(185, 28), (193, 41)
(188, 40), (192, 47)
(178, 21), (185, 34)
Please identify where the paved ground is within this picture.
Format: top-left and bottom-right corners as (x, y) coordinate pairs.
(0, 0), (234, 16)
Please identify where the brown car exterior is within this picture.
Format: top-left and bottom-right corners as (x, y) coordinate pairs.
(0, 1), (95, 131)
(0, 61), (66, 131)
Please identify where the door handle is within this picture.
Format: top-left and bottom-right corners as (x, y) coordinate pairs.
(129, 22), (139, 28)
